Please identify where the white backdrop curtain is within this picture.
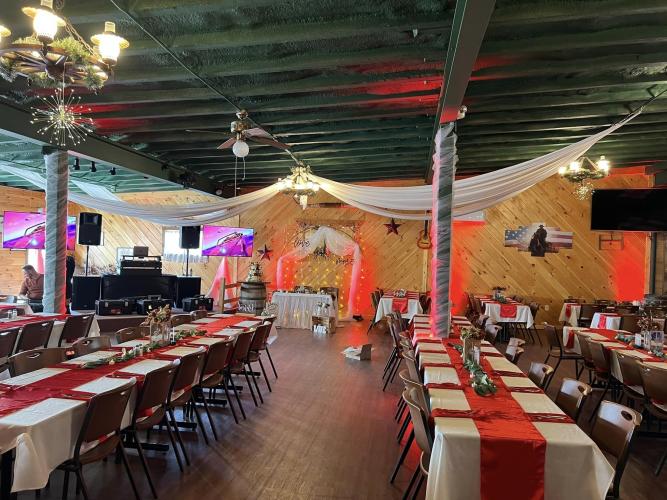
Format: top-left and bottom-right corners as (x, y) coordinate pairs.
(0, 110), (639, 225)
(275, 226), (362, 321)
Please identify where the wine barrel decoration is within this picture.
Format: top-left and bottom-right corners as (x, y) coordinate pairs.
(239, 281), (267, 315)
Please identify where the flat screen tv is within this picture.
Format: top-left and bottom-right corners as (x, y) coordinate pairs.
(591, 189), (667, 232)
(201, 225), (254, 257)
(2, 211), (77, 250)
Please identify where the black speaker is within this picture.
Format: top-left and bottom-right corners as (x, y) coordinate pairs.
(78, 212), (102, 245)
(72, 276), (101, 310)
(176, 276), (201, 307)
(180, 225), (201, 249)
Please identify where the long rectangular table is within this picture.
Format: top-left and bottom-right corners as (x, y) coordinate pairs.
(415, 336), (613, 500)
(271, 292), (336, 329)
(478, 296), (534, 328)
(0, 315), (264, 494)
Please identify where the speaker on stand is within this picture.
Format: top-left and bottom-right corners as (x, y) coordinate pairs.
(78, 212), (103, 275)
(179, 225), (201, 276)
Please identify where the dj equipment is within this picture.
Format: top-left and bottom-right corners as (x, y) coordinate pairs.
(120, 256), (162, 276)
(78, 212), (103, 245)
(133, 246), (149, 257)
(182, 295), (214, 312)
(95, 298), (135, 316)
(136, 297), (172, 315)
(71, 276), (101, 310)
(101, 274), (178, 301)
(176, 276), (201, 308)
(180, 226), (201, 249)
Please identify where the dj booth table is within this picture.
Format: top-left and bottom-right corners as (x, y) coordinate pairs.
(101, 274), (179, 300)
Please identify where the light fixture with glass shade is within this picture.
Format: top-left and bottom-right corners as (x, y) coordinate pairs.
(91, 22), (129, 66)
(22, 0), (66, 45)
(232, 139), (250, 159)
(278, 163), (321, 210)
(0, 25), (11, 42)
(558, 155), (611, 200)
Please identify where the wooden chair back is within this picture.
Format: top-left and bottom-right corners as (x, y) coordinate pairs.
(16, 320), (54, 352)
(9, 347), (67, 376)
(72, 336), (112, 356)
(58, 314), (94, 346)
(527, 362), (554, 389)
(555, 378), (592, 421)
(0, 328), (19, 360)
(170, 314), (192, 327)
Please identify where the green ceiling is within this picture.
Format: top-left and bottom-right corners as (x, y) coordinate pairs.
(1, 0), (667, 192)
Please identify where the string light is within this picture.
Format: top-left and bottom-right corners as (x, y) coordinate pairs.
(30, 85), (93, 147)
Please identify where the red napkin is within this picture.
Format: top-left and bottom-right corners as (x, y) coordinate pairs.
(392, 297), (408, 314)
(499, 304), (517, 318)
(565, 304), (572, 318)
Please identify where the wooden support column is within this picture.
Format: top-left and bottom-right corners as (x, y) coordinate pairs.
(42, 146), (68, 314)
(432, 124), (457, 336)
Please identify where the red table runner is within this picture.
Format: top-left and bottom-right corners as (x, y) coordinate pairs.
(499, 304), (518, 318)
(430, 340), (548, 500)
(392, 297), (408, 314)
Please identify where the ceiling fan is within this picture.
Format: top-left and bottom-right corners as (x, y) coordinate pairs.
(186, 110), (289, 158)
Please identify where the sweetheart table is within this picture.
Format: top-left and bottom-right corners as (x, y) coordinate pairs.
(416, 337), (613, 500)
(271, 292), (336, 329)
(374, 290), (422, 322)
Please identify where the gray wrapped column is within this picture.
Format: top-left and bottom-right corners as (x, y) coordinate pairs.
(431, 123), (457, 337)
(42, 146), (69, 314)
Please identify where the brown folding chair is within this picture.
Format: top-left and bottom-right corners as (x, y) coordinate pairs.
(0, 327), (19, 372)
(527, 362), (554, 389)
(619, 314), (640, 333)
(401, 387), (433, 500)
(170, 314), (192, 327)
(590, 401), (642, 499)
(57, 314), (95, 346)
(167, 350), (208, 466)
(505, 345), (524, 364)
(115, 326), (148, 344)
(248, 323), (274, 393)
(587, 341), (614, 422)
(574, 332), (597, 384)
(72, 336), (112, 356)
(197, 339), (235, 428)
(637, 362), (667, 475)
(225, 329), (260, 413)
(554, 377), (592, 422)
(614, 351), (645, 410)
(15, 320), (54, 352)
(57, 379), (140, 500)
(190, 310), (208, 321)
(125, 361), (180, 492)
(543, 323), (583, 389)
(9, 347), (67, 376)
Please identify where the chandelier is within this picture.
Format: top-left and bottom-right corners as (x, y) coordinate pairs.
(0, 0), (129, 90)
(558, 155), (610, 200)
(277, 163), (321, 210)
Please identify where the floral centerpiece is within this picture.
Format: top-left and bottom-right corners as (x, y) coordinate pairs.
(142, 305), (172, 345)
(460, 326), (484, 362)
(491, 286), (507, 300)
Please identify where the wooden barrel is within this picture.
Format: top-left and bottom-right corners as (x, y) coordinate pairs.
(239, 281), (267, 315)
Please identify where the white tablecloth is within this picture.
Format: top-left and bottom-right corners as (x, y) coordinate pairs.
(271, 292), (335, 330)
(483, 302), (534, 328)
(424, 341), (613, 500)
(591, 312), (621, 330)
(558, 303), (581, 327)
(374, 296), (422, 322)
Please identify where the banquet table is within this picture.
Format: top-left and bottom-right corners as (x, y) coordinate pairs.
(480, 298), (533, 328)
(0, 303), (33, 316)
(558, 302), (581, 327)
(271, 292), (336, 329)
(420, 337), (613, 500)
(562, 326), (666, 382)
(591, 312), (621, 330)
(374, 290), (422, 322)
(0, 315), (259, 494)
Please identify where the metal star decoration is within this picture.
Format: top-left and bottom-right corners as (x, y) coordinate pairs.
(257, 244), (273, 261)
(30, 86), (94, 147)
(384, 218), (401, 235)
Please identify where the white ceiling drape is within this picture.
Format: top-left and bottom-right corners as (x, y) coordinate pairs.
(0, 109), (640, 224)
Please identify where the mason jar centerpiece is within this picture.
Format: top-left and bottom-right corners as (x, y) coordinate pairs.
(142, 304), (172, 346)
(460, 325), (484, 363)
(637, 315), (656, 350)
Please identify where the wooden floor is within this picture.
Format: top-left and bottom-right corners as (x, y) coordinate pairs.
(17, 323), (667, 500)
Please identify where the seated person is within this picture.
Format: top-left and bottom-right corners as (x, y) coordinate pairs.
(19, 265), (44, 313)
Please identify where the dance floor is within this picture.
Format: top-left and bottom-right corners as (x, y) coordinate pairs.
(16, 324), (667, 500)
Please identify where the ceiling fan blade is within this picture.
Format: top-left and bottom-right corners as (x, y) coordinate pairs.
(248, 136), (290, 150)
(244, 127), (273, 139)
(217, 137), (237, 150)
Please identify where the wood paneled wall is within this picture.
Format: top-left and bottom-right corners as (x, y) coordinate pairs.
(451, 174), (651, 324)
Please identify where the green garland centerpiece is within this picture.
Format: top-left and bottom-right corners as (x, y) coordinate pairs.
(462, 358), (498, 396)
(81, 348), (139, 369)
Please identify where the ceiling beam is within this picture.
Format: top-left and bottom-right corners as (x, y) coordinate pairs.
(0, 99), (216, 194)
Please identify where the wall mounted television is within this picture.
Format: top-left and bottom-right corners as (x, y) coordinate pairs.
(2, 211), (77, 250)
(201, 225), (254, 257)
(591, 189), (667, 232)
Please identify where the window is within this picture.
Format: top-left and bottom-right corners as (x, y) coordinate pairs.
(162, 229), (206, 263)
